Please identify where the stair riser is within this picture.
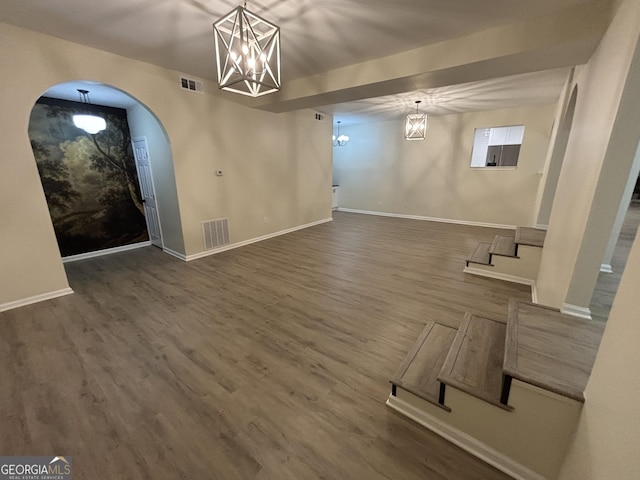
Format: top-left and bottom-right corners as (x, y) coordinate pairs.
(390, 380), (583, 480)
(478, 245), (542, 280)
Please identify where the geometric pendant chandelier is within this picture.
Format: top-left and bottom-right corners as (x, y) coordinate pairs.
(405, 100), (427, 141)
(213, 3), (281, 97)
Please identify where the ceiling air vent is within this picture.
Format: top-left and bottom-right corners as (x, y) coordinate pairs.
(179, 76), (204, 94)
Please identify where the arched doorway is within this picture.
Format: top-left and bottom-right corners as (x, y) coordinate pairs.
(27, 80), (181, 261)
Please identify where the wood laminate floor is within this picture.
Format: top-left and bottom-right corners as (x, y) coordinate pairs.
(0, 212), (532, 479)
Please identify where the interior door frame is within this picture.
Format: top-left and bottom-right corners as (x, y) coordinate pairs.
(132, 136), (164, 249)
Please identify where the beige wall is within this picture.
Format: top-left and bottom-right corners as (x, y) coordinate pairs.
(564, 33), (640, 309)
(333, 104), (556, 227)
(127, 103), (185, 253)
(0, 21), (332, 306)
(558, 222), (640, 478)
(536, 0), (640, 309)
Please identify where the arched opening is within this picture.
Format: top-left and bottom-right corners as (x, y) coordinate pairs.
(536, 85), (578, 227)
(27, 80), (182, 261)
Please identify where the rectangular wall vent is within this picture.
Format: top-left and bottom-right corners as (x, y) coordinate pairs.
(179, 76), (204, 93)
(202, 218), (230, 250)
(314, 112), (325, 121)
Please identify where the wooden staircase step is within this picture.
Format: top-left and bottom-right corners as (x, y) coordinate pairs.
(438, 313), (512, 411)
(391, 321), (457, 411)
(515, 227), (546, 247)
(503, 299), (604, 403)
(466, 242), (493, 266)
(489, 235), (517, 257)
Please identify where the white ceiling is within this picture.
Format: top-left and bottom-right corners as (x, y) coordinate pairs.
(1, 0), (598, 121)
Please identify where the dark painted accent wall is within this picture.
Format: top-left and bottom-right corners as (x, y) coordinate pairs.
(28, 97), (148, 257)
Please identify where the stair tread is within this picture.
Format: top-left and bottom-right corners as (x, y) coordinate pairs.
(489, 235), (517, 257)
(466, 242), (493, 266)
(438, 313), (511, 411)
(391, 321), (457, 410)
(515, 227), (546, 247)
(504, 300), (604, 402)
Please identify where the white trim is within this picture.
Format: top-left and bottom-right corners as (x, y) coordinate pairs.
(337, 208), (516, 230)
(0, 287), (74, 313)
(386, 395), (547, 480)
(600, 264), (613, 273)
(469, 166), (518, 171)
(530, 281), (538, 304)
(534, 224), (548, 230)
(132, 136), (165, 249)
(182, 218), (333, 262)
(561, 303), (592, 320)
(464, 266), (535, 287)
(163, 247), (188, 261)
(62, 242), (152, 263)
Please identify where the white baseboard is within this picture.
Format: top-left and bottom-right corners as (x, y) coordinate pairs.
(62, 241), (152, 263)
(531, 281), (538, 304)
(464, 266), (535, 287)
(184, 218), (333, 262)
(163, 247), (188, 261)
(386, 395), (547, 480)
(561, 303), (592, 320)
(0, 287), (74, 313)
(337, 208), (516, 230)
(600, 264), (613, 273)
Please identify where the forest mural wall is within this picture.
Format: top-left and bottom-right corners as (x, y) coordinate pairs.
(28, 97), (148, 257)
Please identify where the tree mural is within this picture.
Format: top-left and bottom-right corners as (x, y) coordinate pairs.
(84, 114), (145, 216)
(29, 97), (149, 257)
(30, 139), (79, 217)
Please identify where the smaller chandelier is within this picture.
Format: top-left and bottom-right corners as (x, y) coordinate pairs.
(405, 100), (427, 141)
(72, 89), (106, 135)
(213, 3), (281, 97)
(333, 121), (349, 147)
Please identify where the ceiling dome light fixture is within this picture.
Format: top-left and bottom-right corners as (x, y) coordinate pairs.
(333, 121), (349, 147)
(72, 89), (106, 134)
(213, 1), (281, 97)
(405, 100), (427, 141)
